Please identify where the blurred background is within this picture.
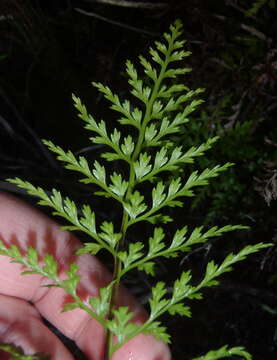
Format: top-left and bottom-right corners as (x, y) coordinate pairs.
(0, 1), (277, 359)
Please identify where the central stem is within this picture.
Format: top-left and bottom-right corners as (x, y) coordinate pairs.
(103, 38), (174, 359)
(104, 210), (128, 359)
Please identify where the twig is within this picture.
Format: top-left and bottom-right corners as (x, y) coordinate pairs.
(74, 7), (159, 36)
(0, 86), (58, 169)
(80, 0), (168, 9)
(241, 23), (267, 41)
(225, 0), (257, 20)
(217, 280), (277, 302)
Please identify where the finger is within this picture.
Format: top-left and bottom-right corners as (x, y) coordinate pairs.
(112, 333), (171, 360)
(0, 191), (112, 358)
(0, 294), (74, 359)
(0, 192), (171, 359)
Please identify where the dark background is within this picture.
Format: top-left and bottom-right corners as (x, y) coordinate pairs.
(0, 1), (277, 359)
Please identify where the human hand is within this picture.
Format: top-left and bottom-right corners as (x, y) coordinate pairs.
(0, 192), (171, 360)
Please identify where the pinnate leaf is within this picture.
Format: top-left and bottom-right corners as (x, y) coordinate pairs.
(137, 261), (155, 276)
(99, 221), (121, 248)
(123, 191), (147, 219)
(148, 227), (165, 256)
(109, 173), (128, 197)
(149, 282), (169, 317)
(89, 284), (112, 317)
(107, 307), (138, 345)
(144, 321), (171, 344)
(192, 345), (252, 360)
(118, 242), (144, 269)
(167, 303), (191, 317)
(76, 243), (102, 256)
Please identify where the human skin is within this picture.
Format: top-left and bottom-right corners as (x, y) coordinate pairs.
(0, 192), (171, 360)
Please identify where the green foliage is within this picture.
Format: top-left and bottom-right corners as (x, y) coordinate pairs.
(169, 91), (265, 223)
(0, 344), (50, 360)
(247, 0), (275, 16)
(1, 20), (272, 359)
(192, 345), (252, 360)
(0, 54), (7, 61)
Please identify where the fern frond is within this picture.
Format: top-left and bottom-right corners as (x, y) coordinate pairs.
(6, 178), (116, 256)
(192, 345), (252, 360)
(135, 137), (219, 184)
(4, 20), (272, 359)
